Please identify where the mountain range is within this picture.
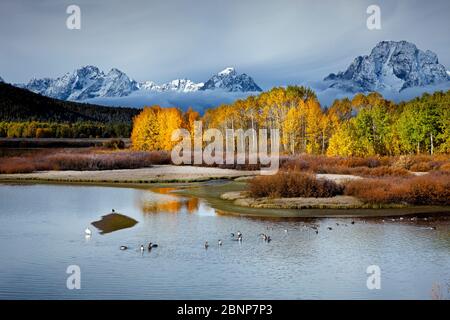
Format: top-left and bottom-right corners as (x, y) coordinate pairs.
(324, 40), (449, 93)
(12, 66), (262, 102)
(1, 40), (449, 107)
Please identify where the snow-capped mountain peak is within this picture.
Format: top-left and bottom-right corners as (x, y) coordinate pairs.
(138, 68), (262, 93)
(19, 66), (138, 101)
(324, 40), (450, 92)
(95, 68), (139, 98)
(200, 67), (262, 92)
(218, 67), (236, 76)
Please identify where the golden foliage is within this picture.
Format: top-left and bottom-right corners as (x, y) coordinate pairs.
(130, 88), (450, 156)
(131, 106), (184, 151)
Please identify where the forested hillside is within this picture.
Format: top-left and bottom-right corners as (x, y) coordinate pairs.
(0, 82), (141, 138)
(0, 82), (140, 123)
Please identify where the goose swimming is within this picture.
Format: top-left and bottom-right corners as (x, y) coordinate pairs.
(85, 228), (92, 236)
(120, 245), (128, 250)
(218, 240), (222, 246)
(148, 242), (158, 250)
(205, 241), (209, 249)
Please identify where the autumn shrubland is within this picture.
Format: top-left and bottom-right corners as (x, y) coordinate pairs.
(249, 171), (344, 198)
(0, 148), (170, 174)
(248, 169), (450, 206)
(344, 171), (450, 205)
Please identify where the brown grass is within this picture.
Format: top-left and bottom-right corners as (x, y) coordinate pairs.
(280, 154), (450, 177)
(0, 149), (171, 174)
(344, 171), (450, 205)
(248, 171), (344, 198)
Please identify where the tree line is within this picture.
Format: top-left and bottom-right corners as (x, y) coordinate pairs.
(131, 87), (449, 156)
(0, 121), (131, 139)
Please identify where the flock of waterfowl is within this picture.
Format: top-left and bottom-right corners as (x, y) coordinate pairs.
(83, 210), (438, 253)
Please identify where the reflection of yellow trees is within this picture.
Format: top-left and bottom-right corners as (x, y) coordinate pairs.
(140, 188), (200, 214)
(141, 198), (199, 214)
(141, 200), (182, 214)
(185, 197), (199, 213)
(151, 187), (177, 195)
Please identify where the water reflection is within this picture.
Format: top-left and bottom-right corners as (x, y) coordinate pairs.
(0, 183), (449, 299)
(138, 187), (200, 214)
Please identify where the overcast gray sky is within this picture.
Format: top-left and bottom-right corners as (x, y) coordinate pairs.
(1, 0), (449, 89)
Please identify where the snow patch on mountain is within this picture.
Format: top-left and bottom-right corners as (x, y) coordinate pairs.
(218, 67), (236, 76)
(139, 79), (204, 93)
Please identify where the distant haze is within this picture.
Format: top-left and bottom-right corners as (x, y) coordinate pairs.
(1, 0), (449, 89)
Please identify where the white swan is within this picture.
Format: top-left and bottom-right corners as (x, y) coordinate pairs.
(85, 228), (92, 236)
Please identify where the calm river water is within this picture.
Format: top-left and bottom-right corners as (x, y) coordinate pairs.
(0, 183), (449, 299)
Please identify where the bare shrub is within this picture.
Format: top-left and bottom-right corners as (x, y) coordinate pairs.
(0, 157), (37, 174)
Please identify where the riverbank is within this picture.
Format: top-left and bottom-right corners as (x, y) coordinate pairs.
(175, 180), (450, 218)
(0, 165), (258, 184)
(221, 191), (367, 209)
(1, 166), (448, 218)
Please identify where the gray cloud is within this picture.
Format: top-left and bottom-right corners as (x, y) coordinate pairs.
(1, 0), (449, 89)
(85, 90), (257, 113)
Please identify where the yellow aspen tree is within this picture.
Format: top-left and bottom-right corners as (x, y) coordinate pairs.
(131, 106), (161, 151)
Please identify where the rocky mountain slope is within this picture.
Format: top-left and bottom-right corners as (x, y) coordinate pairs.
(324, 41), (449, 92)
